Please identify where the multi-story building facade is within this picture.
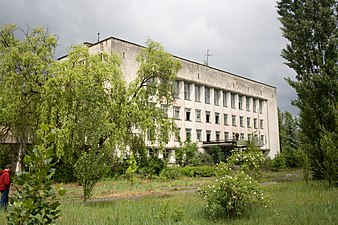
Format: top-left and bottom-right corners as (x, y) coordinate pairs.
(85, 37), (280, 160)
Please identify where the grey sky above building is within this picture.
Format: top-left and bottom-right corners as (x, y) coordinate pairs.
(0, 0), (299, 115)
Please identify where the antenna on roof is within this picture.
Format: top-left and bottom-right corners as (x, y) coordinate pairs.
(204, 49), (215, 66)
(97, 32), (100, 42)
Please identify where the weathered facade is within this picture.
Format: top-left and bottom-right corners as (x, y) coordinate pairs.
(76, 37), (280, 160)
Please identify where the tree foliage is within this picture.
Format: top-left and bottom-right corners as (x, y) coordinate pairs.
(0, 24), (57, 171)
(278, 109), (303, 167)
(6, 124), (66, 225)
(277, 0), (338, 178)
(126, 39), (181, 150)
(0, 24), (182, 202)
(175, 140), (199, 166)
(320, 130), (338, 187)
(41, 40), (180, 201)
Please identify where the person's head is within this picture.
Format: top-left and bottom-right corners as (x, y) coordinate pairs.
(4, 164), (11, 171)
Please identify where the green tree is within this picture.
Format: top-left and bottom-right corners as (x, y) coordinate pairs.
(125, 39), (182, 151)
(320, 130), (338, 187)
(278, 109), (302, 167)
(175, 140), (199, 166)
(277, 0), (338, 178)
(0, 24), (57, 172)
(41, 40), (181, 201)
(0, 23), (181, 202)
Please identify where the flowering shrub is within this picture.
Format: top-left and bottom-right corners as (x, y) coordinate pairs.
(228, 147), (264, 179)
(199, 145), (265, 219)
(198, 171), (264, 218)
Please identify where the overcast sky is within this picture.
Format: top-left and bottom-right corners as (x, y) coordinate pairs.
(1, 0), (299, 115)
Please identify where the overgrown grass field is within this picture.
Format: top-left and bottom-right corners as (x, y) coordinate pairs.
(1, 170), (337, 224)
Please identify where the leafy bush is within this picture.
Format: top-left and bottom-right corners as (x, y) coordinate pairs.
(271, 153), (287, 171)
(138, 156), (167, 178)
(7, 125), (66, 224)
(152, 200), (184, 223)
(198, 172), (264, 218)
(209, 145), (223, 164)
(196, 152), (214, 166)
(175, 141), (199, 166)
(199, 145), (265, 219)
(218, 147), (264, 180)
(0, 144), (15, 169)
(159, 167), (183, 180)
(125, 154), (138, 184)
(320, 131), (338, 187)
(181, 166), (216, 177)
(107, 158), (129, 178)
(53, 159), (77, 183)
(74, 151), (109, 202)
(283, 148), (303, 168)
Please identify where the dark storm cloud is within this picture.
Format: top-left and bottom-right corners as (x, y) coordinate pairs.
(0, 0), (298, 115)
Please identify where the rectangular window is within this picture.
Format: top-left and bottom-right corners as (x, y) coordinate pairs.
(224, 113), (229, 125)
(254, 118), (258, 129)
(224, 132), (229, 141)
(195, 109), (201, 122)
(185, 108), (191, 121)
(246, 97), (250, 111)
(253, 99), (257, 112)
(206, 130), (211, 142)
(231, 93), (236, 109)
(173, 81), (179, 98)
(260, 135), (264, 146)
(239, 95), (243, 110)
(215, 112), (220, 124)
(259, 100), (263, 114)
(195, 85), (201, 102)
(185, 128), (192, 141)
(260, 119), (264, 129)
(206, 111), (211, 123)
(196, 129), (202, 142)
(223, 91), (228, 107)
(240, 116), (244, 127)
(216, 131), (220, 142)
(214, 89), (220, 105)
(174, 128), (181, 142)
(248, 134), (252, 141)
(232, 115), (237, 126)
(184, 82), (190, 100)
(247, 117), (251, 128)
(205, 87), (210, 104)
(173, 106), (180, 120)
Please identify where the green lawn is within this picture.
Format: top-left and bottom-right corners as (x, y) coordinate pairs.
(1, 170), (337, 225)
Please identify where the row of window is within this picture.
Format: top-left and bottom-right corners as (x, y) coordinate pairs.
(173, 107), (264, 129)
(175, 81), (264, 113)
(176, 128), (266, 144)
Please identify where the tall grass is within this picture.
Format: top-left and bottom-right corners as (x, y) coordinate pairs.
(1, 175), (337, 224)
(57, 181), (338, 225)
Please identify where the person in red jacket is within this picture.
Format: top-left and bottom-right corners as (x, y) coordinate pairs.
(0, 164), (12, 209)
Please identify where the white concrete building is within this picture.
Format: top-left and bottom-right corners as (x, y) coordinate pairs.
(84, 37), (280, 159)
